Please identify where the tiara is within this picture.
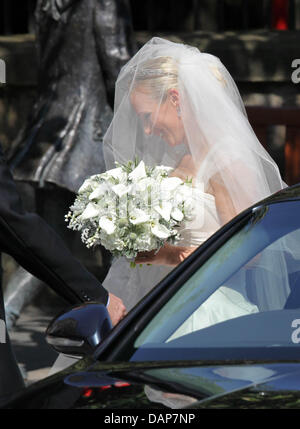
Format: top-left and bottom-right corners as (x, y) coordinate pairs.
(129, 67), (175, 78)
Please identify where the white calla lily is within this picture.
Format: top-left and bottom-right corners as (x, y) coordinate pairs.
(78, 179), (98, 194)
(151, 222), (171, 239)
(161, 177), (183, 192)
(80, 202), (101, 220)
(154, 201), (173, 221)
(99, 216), (116, 234)
(104, 167), (126, 181)
(129, 208), (150, 225)
(135, 177), (153, 192)
(128, 160), (147, 181)
(89, 183), (108, 200)
(112, 183), (131, 197)
(171, 207), (184, 221)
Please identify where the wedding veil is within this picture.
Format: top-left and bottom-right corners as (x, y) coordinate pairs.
(103, 37), (285, 214)
(49, 38), (300, 378)
(102, 37), (296, 312)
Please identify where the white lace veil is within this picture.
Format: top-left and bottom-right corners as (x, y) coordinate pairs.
(102, 37), (296, 312)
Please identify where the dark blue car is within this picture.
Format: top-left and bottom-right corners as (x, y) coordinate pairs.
(3, 184), (300, 409)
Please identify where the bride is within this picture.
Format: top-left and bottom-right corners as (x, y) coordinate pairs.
(50, 37), (289, 377)
(101, 37), (286, 316)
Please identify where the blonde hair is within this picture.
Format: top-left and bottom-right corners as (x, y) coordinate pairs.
(132, 56), (178, 101)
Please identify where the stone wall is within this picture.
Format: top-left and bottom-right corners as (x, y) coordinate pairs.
(0, 30), (299, 154)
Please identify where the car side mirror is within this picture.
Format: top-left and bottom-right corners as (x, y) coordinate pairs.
(46, 302), (112, 356)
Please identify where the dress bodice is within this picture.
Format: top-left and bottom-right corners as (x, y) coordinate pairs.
(177, 185), (221, 247)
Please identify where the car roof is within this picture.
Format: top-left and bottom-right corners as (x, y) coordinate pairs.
(250, 183), (300, 210)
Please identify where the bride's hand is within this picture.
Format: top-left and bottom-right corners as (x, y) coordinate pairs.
(135, 242), (197, 266)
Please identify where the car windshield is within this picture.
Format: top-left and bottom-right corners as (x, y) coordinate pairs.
(132, 200), (300, 361)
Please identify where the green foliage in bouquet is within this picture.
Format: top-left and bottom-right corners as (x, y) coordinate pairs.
(65, 159), (195, 260)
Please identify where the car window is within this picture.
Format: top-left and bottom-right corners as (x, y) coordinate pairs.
(133, 201), (300, 357)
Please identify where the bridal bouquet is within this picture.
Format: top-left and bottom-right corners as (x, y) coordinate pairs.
(65, 159), (195, 264)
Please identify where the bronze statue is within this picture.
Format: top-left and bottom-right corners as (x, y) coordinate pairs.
(5, 0), (136, 329)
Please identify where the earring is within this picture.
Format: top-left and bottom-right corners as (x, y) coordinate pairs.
(176, 105), (181, 118)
